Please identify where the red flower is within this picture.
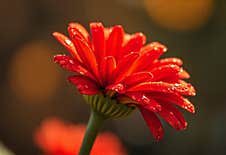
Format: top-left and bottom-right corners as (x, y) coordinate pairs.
(34, 118), (127, 155)
(53, 22), (196, 141)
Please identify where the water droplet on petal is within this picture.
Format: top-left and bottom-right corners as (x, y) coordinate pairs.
(111, 83), (125, 93)
(65, 39), (72, 45)
(169, 112), (174, 116)
(141, 95), (150, 104)
(154, 47), (158, 50)
(59, 60), (66, 64)
(69, 59), (74, 64)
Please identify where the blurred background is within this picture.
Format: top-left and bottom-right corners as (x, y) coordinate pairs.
(0, 0), (226, 154)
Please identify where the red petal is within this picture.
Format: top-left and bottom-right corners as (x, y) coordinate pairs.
(127, 81), (196, 96)
(178, 69), (190, 79)
(160, 77), (180, 83)
(122, 72), (153, 87)
(138, 106), (164, 141)
(68, 75), (100, 95)
(151, 92), (195, 113)
(90, 22), (105, 63)
(151, 58), (183, 69)
(127, 93), (162, 112)
(104, 28), (111, 39)
(123, 33), (131, 43)
(131, 42), (167, 72)
(54, 54), (96, 80)
(72, 36), (99, 79)
(106, 25), (124, 60)
(141, 42), (167, 55)
(106, 83), (126, 94)
(52, 32), (82, 62)
(178, 80), (196, 96)
(158, 102), (187, 130)
(150, 64), (181, 81)
(112, 52), (140, 83)
(68, 22), (90, 42)
(120, 33), (146, 59)
(99, 56), (116, 85)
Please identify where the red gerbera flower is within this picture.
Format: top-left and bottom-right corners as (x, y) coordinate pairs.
(34, 118), (127, 155)
(53, 22), (196, 141)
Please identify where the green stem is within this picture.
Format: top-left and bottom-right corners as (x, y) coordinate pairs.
(78, 110), (104, 155)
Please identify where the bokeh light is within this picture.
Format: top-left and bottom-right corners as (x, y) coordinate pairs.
(8, 41), (62, 103)
(34, 117), (127, 155)
(144, 0), (214, 31)
(0, 143), (15, 155)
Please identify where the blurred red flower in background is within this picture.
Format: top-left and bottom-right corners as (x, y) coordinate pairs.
(34, 118), (127, 155)
(53, 22), (196, 141)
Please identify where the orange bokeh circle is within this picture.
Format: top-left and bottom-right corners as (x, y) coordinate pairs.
(9, 41), (62, 103)
(144, 0), (214, 31)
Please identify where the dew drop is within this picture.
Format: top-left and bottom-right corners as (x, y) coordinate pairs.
(141, 95), (150, 104)
(59, 60), (66, 64)
(65, 39), (72, 45)
(69, 59), (74, 64)
(112, 83), (125, 93)
(156, 135), (161, 141)
(154, 47), (158, 50)
(163, 48), (167, 52)
(155, 127), (163, 141)
(169, 112), (174, 116)
(184, 106), (188, 110)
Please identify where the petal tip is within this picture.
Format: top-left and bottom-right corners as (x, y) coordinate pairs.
(53, 54), (66, 64)
(90, 22), (104, 28)
(151, 42), (168, 53)
(154, 127), (164, 141)
(52, 32), (62, 39)
(52, 32), (58, 36)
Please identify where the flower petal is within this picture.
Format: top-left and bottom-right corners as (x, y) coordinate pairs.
(130, 42), (167, 73)
(72, 36), (99, 79)
(151, 58), (183, 69)
(141, 42), (167, 55)
(157, 102), (187, 130)
(127, 81), (196, 96)
(138, 106), (164, 141)
(52, 32), (82, 62)
(106, 25), (124, 60)
(112, 52), (140, 83)
(99, 56), (116, 85)
(122, 72), (153, 87)
(68, 75), (100, 95)
(68, 22), (90, 42)
(90, 22), (105, 63)
(150, 64), (181, 81)
(178, 69), (190, 79)
(151, 92), (195, 113)
(104, 28), (111, 39)
(178, 80), (196, 96)
(54, 54), (96, 80)
(120, 33), (146, 59)
(106, 83), (126, 94)
(127, 93), (162, 112)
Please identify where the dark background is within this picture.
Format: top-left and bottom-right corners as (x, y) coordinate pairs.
(0, 0), (226, 154)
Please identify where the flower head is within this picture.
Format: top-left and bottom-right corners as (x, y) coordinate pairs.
(34, 118), (127, 155)
(53, 22), (196, 141)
